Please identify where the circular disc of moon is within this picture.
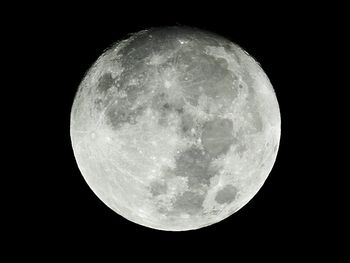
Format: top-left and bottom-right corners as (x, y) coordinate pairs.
(70, 27), (281, 231)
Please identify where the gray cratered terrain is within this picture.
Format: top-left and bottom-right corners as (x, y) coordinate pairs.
(70, 27), (281, 231)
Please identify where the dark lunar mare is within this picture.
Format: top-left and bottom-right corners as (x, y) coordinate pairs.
(201, 118), (235, 158)
(215, 185), (238, 204)
(97, 72), (114, 93)
(172, 191), (206, 215)
(149, 181), (167, 196)
(173, 146), (216, 188)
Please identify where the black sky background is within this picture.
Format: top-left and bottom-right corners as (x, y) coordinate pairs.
(8, 2), (343, 259)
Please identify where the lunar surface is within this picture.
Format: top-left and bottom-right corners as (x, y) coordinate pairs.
(70, 27), (281, 231)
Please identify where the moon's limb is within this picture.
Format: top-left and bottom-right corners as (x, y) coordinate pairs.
(70, 27), (281, 231)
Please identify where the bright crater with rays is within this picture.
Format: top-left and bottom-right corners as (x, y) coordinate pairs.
(70, 27), (281, 231)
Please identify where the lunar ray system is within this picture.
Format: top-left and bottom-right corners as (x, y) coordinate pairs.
(70, 27), (281, 231)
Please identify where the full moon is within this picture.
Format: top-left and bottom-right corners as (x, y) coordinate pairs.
(70, 27), (281, 231)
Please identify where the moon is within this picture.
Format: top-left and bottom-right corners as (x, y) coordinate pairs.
(70, 27), (281, 231)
